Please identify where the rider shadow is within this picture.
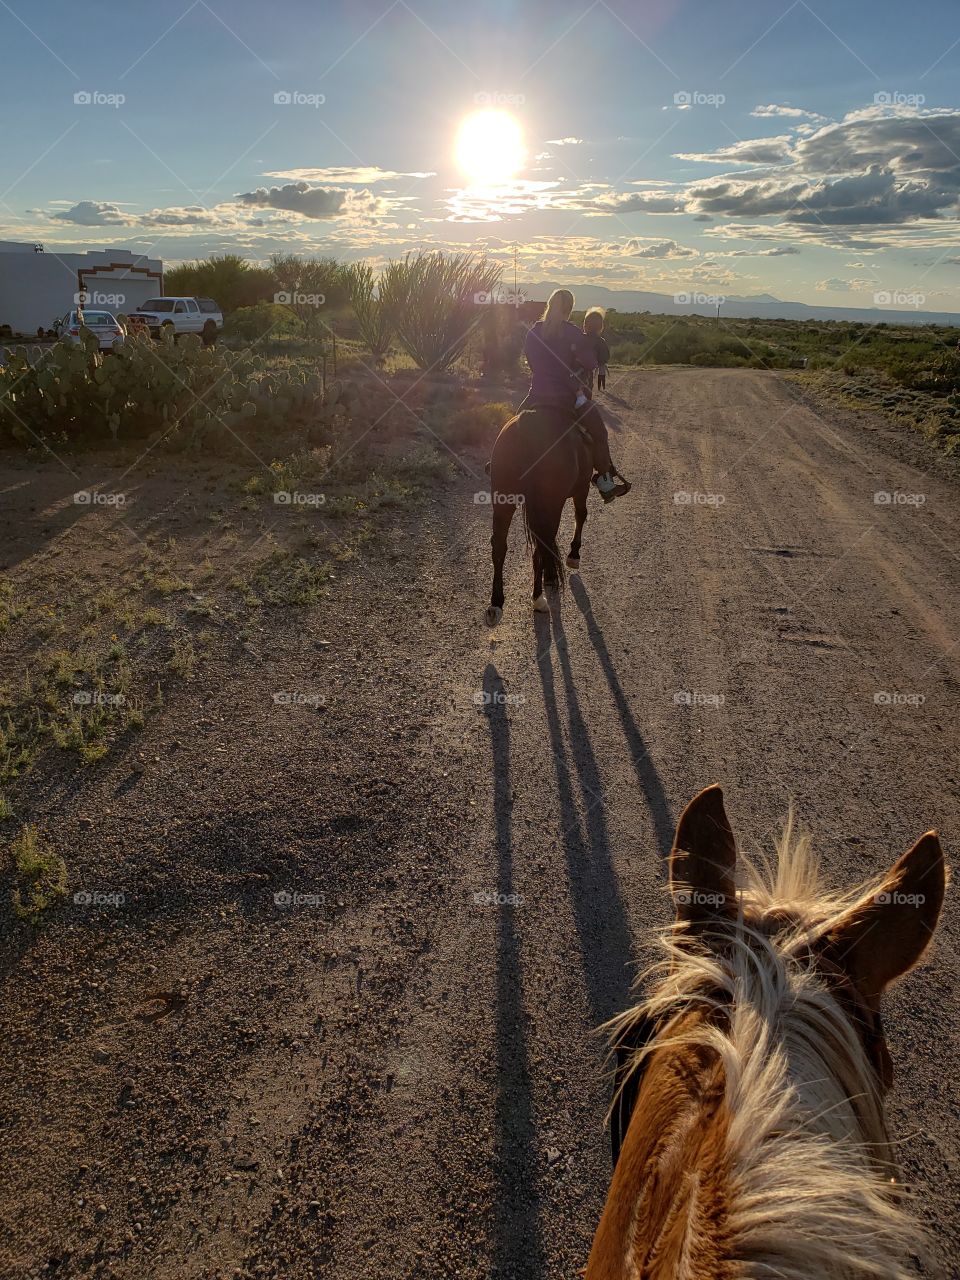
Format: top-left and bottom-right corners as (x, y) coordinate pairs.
(570, 578), (674, 866)
(483, 662), (546, 1277)
(597, 404), (625, 431)
(600, 388), (630, 409)
(533, 607), (634, 1029)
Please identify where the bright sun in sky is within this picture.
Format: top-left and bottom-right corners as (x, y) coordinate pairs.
(455, 110), (526, 185)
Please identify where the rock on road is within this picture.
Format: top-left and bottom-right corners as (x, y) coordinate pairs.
(1, 368), (957, 1280)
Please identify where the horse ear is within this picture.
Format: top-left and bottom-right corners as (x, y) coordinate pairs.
(670, 785), (738, 930)
(822, 831), (946, 1003)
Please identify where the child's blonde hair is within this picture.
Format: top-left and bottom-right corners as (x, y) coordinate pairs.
(541, 288), (575, 341)
(583, 306), (605, 334)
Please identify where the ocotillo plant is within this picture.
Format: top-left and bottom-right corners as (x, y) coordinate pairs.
(378, 250), (502, 373)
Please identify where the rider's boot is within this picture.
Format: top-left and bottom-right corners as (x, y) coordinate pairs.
(594, 471), (632, 504)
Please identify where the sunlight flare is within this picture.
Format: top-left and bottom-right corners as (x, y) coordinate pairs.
(455, 110), (526, 184)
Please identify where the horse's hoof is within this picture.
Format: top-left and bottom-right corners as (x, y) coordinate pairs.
(531, 595), (549, 613)
(566, 555), (580, 570)
(485, 606), (502, 627)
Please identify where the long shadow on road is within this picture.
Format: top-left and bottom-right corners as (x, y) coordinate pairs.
(484, 662), (545, 1280)
(570, 577), (674, 866)
(534, 606), (634, 1030)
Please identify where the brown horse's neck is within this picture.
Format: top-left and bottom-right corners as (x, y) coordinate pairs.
(587, 1016), (734, 1280)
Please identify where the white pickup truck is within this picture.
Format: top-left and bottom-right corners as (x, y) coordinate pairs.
(131, 297), (223, 340)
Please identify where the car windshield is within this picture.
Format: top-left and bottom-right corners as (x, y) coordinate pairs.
(141, 299), (173, 312)
(79, 311), (114, 325)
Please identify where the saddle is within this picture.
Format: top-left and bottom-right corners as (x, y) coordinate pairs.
(517, 402), (591, 445)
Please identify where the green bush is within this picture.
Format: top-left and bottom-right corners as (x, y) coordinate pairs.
(443, 400), (513, 447)
(378, 251), (502, 372)
(0, 329), (335, 447)
(270, 253), (351, 332)
(224, 303), (303, 342)
(8, 824), (66, 921)
(165, 254), (275, 313)
(345, 263), (393, 365)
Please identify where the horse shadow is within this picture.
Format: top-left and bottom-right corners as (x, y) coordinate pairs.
(570, 577), (674, 865)
(599, 387), (630, 409)
(533, 605), (635, 1029)
(597, 404), (625, 432)
(482, 662), (546, 1277)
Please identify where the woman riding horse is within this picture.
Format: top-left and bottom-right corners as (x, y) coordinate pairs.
(520, 288), (630, 504)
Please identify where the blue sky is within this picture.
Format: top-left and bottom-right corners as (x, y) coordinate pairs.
(2, 0), (959, 307)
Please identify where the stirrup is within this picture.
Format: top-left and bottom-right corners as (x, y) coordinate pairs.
(593, 472), (631, 504)
(601, 480), (631, 504)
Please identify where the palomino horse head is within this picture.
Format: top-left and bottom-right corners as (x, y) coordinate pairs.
(587, 785), (946, 1280)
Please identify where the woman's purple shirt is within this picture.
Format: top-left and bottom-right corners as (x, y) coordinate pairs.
(523, 320), (598, 405)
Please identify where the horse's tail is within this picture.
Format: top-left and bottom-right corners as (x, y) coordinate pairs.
(522, 494), (565, 591)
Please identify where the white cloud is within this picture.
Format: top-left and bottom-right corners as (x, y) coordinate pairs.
(51, 201), (131, 226)
(795, 108), (960, 176)
(263, 167), (434, 185)
(140, 205), (237, 228)
(445, 179), (562, 223)
(721, 244), (801, 257)
(589, 191), (686, 213)
(815, 277), (874, 291)
(235, 182), (389, 220)
(688, 163), (957, 226)
(675, 136), (795, 165)
(627, 238), (697, 259)
(751, 104), (826, 122)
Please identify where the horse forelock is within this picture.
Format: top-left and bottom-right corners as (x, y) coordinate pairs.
(593, 828), (922, 1280)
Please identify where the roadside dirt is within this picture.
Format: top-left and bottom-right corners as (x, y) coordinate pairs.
(1, 367), (958, 1279)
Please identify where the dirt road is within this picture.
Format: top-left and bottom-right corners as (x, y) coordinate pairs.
(2, 368), (958, 1279)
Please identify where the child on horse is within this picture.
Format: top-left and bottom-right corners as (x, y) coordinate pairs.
(518, 289), (630, 503)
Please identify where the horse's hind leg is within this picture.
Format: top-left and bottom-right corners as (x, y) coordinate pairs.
(530, 501), (563, 611)
(486, 499), (515, 626)
(532, 541), (546, 610)
(567, 482), (589, 570)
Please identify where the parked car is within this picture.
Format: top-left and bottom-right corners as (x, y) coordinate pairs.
(54, 309), (125, 352)
(131, 297), (223, 339)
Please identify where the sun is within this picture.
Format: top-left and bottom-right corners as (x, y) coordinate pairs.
(456, 110), (526, 185)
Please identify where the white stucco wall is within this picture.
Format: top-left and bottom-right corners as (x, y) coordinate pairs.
(0, 243), (163, 334)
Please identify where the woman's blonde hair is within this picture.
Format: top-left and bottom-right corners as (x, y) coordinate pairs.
(541, 288), (574, 341)
(583, 306), (605, 333)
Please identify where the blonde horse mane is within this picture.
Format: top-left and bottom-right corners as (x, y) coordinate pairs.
(606, 818), (924, 1279)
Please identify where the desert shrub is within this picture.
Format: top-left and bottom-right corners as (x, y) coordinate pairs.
(443, 400), (513, 447)
(610, 340), (648, 363)
(345, 263), (393, 365)
(8, 824), (66, 920)
(224, 303), (303, 342)
(269, 254), (350, 332)
(890, 353), (960, 394)
(378, 251), (502, 372)
(690, 350), (751, 368)
(0, 330), (338, 447)
(165, 254), (275, 313)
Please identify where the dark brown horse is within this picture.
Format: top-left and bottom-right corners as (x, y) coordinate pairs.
(485, 406), (592, 626)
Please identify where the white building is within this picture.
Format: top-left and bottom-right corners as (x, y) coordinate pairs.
(0, 241), (164, 335)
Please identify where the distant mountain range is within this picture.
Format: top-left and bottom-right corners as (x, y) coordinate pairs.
(521, 281), (960, 328)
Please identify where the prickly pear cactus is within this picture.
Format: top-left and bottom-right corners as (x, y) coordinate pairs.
(0, 324), (346, 447)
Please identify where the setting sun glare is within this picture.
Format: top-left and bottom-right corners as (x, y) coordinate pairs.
(455, 109), (526, 185)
